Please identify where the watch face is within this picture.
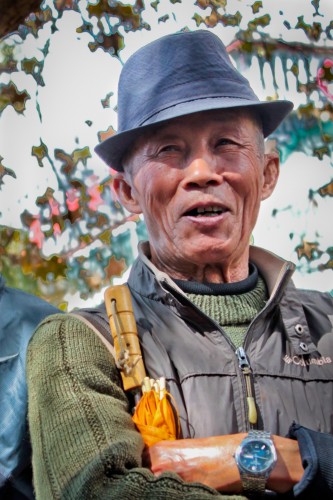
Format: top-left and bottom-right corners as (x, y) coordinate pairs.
(237, 439), (275, 473)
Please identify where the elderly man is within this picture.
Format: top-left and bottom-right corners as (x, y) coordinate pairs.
(27, 30), (333, 499)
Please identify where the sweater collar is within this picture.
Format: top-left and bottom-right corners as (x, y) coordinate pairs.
(173, 263), (258, 296)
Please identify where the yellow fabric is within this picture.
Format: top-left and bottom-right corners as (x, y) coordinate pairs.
(132, 390), (179, 447)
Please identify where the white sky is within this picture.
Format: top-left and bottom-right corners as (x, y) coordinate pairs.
(0, 0), (332, 300)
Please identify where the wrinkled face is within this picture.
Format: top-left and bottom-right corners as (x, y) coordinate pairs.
(114, 109), (279, 280)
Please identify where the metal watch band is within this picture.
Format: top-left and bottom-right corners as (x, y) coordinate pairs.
(241, 472), (266, 495)
(239, 430), (273, 496)
(248, 430), (272, 440)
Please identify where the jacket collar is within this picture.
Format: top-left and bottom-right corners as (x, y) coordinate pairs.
(136, 241), (185, 295)
(132, 241), (317, 356)
(249, 247), (317, 354)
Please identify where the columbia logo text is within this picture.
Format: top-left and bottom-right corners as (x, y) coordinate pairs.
(283, 354), (332, 366)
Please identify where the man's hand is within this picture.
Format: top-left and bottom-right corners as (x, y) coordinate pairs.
(267, 435), (303, 493)
(144, 434), (303, 494)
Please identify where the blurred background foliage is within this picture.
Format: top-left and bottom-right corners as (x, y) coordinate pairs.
(0, 0), (332, 310)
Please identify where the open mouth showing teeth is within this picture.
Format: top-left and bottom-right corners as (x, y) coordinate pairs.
(185, 206), (227, 217)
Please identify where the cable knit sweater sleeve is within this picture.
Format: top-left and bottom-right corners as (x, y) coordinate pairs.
(27, 314), (246, 500)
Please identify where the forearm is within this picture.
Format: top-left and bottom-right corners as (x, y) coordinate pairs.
(147, 434), (303, 495)
(147, 434), (245, 493)
(27, 315), (244, 500)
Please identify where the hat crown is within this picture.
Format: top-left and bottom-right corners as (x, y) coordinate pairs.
(95, 29), (293, 171)
(117, 30), (258, 132)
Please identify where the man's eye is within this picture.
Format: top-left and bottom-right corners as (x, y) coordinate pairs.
(216, 138), (234, 147)
(158, 145), (180, 153)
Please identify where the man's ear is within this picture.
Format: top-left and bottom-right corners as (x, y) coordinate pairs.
(113, 174), (142, 214)
(261, 152), (280, 201)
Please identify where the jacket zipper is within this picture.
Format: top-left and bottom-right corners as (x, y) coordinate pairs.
(235, 346), (257, 427)
(156, 259), (294, 434)
(163, 280), (260, 430)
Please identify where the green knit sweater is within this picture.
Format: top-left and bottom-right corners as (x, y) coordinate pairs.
(184, 276), (267, 348)
(27, 314), (247, 500)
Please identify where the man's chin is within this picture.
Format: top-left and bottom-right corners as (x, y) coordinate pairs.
(191, 235), (235, 252)
(182, 243), (234, 266)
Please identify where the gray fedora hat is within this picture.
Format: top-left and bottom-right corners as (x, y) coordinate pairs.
(95, 29), (293, 171)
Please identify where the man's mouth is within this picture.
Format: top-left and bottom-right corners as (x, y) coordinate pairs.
(184, 205), (227, 217)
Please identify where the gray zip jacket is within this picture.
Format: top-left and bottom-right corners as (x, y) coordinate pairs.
(121, 242), (333, 439)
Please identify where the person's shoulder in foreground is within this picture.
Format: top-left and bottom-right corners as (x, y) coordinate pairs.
(0, 273), (59, 499)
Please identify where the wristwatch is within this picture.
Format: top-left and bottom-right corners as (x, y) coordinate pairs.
(234, 430), (277, 496)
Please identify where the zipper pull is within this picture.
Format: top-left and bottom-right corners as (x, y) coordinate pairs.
(236, 347), (258, 425)
(236, 346), (250, 370)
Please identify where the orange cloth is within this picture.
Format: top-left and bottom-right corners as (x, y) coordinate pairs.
(132, 390), (179, 447)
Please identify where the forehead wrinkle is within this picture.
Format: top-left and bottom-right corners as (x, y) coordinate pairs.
(123, 108), (263, 174)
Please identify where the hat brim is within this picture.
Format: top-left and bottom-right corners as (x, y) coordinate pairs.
(95, 97), (293, 172)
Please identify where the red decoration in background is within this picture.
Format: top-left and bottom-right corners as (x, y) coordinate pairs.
(317, 59), (333, 100)
(29, 217), (44, 249)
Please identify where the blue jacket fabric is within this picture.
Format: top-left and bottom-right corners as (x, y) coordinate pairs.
(0, 274), (59, 499)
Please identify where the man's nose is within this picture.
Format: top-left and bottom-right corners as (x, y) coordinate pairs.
(180, 156), (223, 189)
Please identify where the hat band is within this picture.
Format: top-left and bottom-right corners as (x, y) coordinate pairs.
(119, 76), (258, 131)
(140, 95), (261, 128)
